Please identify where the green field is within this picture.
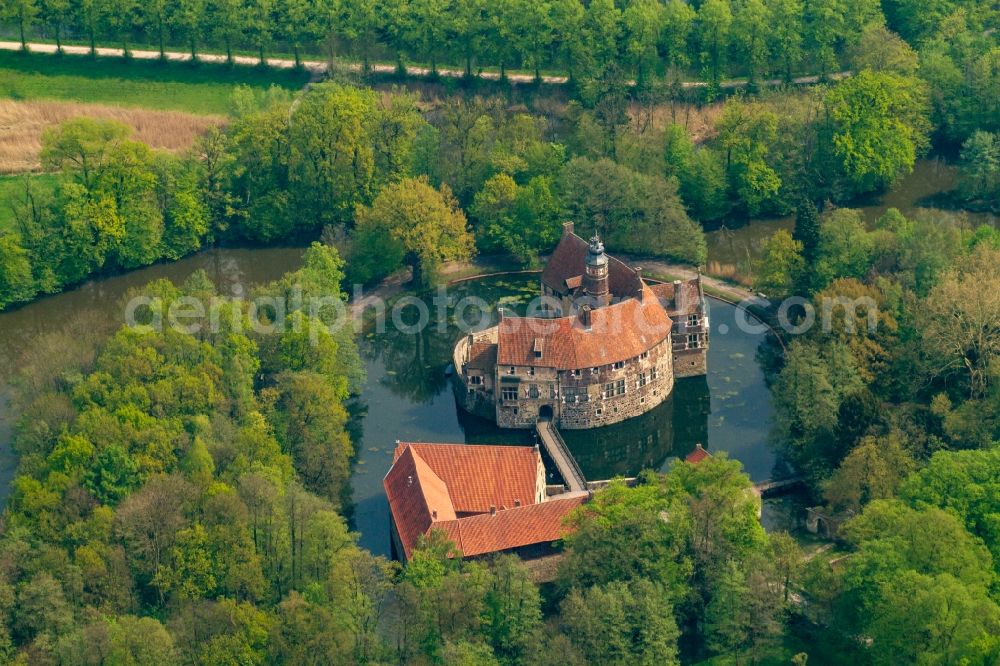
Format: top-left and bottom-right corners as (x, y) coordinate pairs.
(0, 173), (58, 234)
(0, 50), (311, 115)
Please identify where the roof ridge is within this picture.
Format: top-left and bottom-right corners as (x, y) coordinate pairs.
(402, 441), (537, 451)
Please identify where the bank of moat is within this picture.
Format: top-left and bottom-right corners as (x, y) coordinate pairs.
(454, 223), (709, 429)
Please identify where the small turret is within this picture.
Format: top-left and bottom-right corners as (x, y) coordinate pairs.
(582, 235), (610, 307)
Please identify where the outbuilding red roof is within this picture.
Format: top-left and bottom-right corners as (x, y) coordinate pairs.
(496, 286), (672, 369)
(392, 443), (541, 514)
(685, 444), (712, 464)
(384, 446), (459, 560)
(435, 494), (587, 557)
(385, 443), (548, 560)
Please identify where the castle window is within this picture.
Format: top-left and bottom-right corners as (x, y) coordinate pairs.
(470, 375), (483, 385)
(508, 366), (515, 375)
(572, 369), (581, 378)
(528, 385), (540, 399)
(687, 334), (701, 349)
(501, 388), (518, 401)
(528, 367), (535, 376)
(591, 367), (599, 374)
(613, 360), (625, 370)
(651, 366), (659, 380)
(596, 408), (603, 417)
(639, 351), (649, 360)
(688, 314), (701, 327)
(637, 372), (648, 388)
(603, 382), (615, 399)
(615, 379), (626, 396)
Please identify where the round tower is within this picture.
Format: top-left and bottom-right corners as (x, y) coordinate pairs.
(582, 235), (610, 307)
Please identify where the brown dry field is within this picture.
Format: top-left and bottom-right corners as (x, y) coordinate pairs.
(0, 100), (224, 174)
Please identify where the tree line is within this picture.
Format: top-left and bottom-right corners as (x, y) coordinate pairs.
(3, 0), (986, 91)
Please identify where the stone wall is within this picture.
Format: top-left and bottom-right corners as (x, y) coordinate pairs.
(670, 312), (709, 378)
(673, 348), (708, 378)
(494, 335), (675, 430)
(453, 332), (499, 420)
(452, 379), (496, 421)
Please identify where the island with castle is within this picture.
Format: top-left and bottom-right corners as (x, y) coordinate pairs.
(452, 222), (710, 430)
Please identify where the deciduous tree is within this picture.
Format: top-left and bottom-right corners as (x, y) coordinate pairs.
(352, 177), (474, 287)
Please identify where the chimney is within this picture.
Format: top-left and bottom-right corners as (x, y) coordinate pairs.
(562, 221), (574, 237)
(579, 305), (592, 328)
(489, 505), (497, 516)
(431, 509), (437, 520)
(673, 280), (684, 311)
(635, 266), (642, 280)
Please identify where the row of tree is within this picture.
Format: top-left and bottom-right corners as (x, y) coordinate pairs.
(3, 0), (904, 87)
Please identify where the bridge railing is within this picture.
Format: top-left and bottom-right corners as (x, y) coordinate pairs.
(537, 421), (587, 491)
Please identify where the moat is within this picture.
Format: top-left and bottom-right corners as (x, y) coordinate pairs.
(352, 274), (780, 555)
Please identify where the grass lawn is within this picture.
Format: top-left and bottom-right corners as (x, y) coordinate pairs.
(0, 50), (311, 115)
(0, 173), (58, 234)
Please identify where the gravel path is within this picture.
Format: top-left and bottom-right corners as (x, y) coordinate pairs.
(2, 41), (850, 89)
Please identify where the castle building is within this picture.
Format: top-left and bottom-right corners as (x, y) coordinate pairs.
(454, 222), (709, 430)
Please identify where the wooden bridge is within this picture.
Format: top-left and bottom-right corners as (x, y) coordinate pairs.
(535, 421), (587, 493)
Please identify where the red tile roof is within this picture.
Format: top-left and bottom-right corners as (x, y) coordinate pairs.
(392, 443), (541, 514)
(385, 442), (559, 560)
(466, 342), (498, 370)
(542, 231), (643, 299)
(685, 444), (712, 464)
(496, 286), (672, 369)
(650, 279), (703, 316)
(434, 494), (587, 557)
(384, 447), (459, 560)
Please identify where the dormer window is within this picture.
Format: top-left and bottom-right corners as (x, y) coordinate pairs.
(533, 338), (544, 360)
